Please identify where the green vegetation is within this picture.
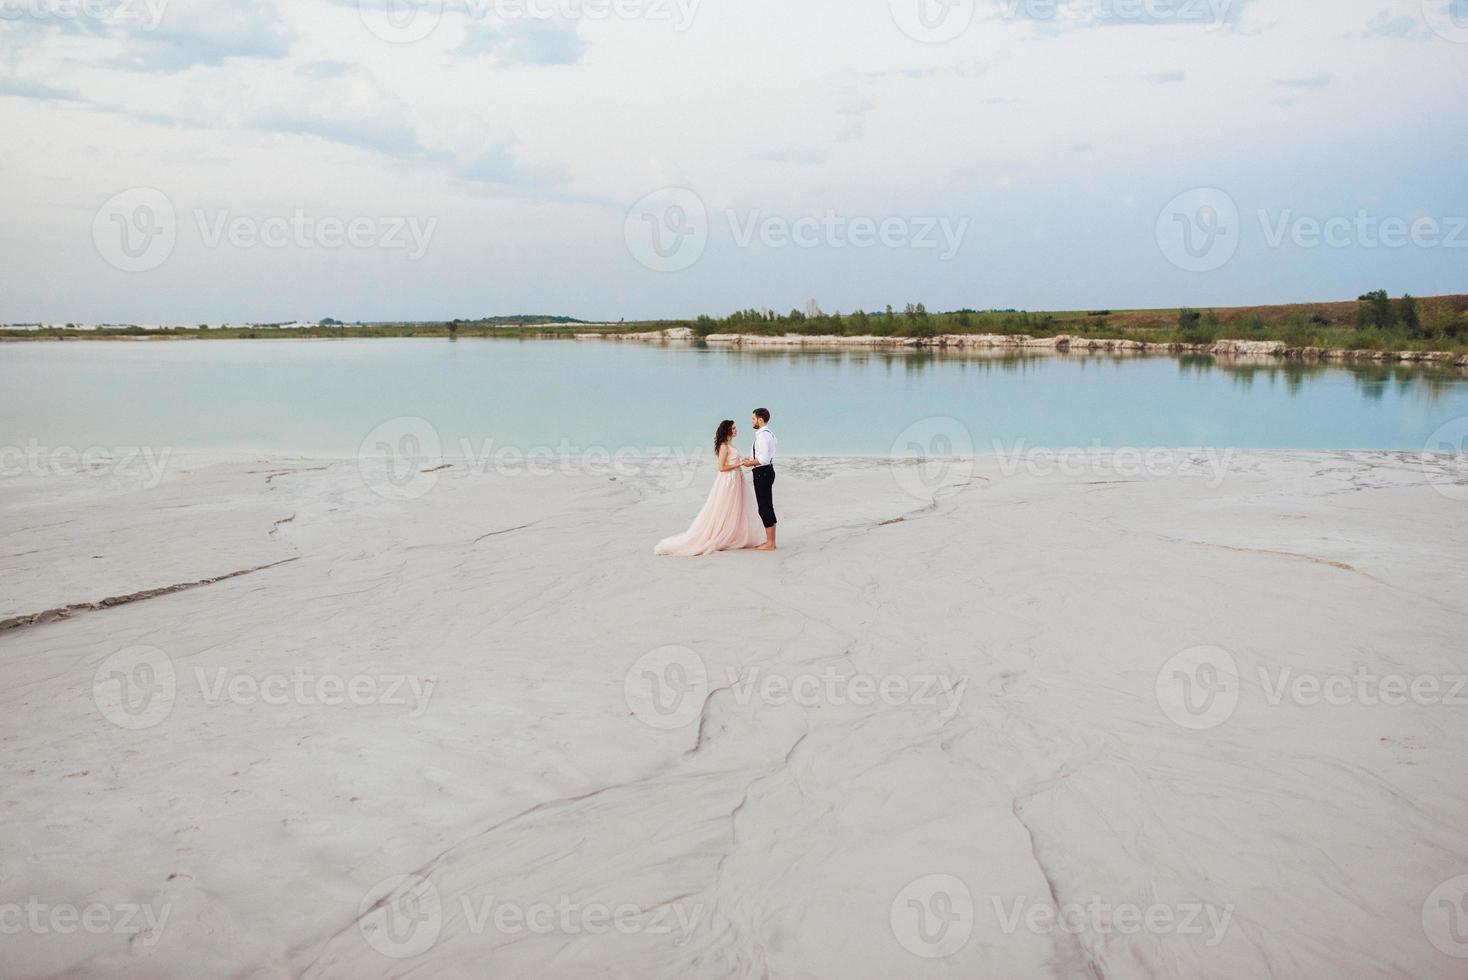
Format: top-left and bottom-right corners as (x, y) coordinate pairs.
(5, 296), (1467, 353)
(619, 292), (1468, 353)
(0, 315), (591, 342)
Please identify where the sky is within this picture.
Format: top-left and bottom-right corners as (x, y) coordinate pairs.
(1, 0), (1465, 323)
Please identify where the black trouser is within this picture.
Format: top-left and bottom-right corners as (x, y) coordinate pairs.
(752, 465), (776, 528)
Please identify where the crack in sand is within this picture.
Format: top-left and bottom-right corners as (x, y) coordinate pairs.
(256, 464), (335, 485)
(1153, 533), (1361, 575)
(0, 557), (301, 633)
(474, 522), (539, 544)
(295, 765), (745, 975)
(1012, 794), (1106, 980)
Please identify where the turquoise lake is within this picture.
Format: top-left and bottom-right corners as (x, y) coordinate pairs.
(2, 339), (1466, 456)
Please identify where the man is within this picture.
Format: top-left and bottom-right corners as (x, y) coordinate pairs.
(742, 407), (778, 551)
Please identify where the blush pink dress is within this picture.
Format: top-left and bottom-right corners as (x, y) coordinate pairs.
(654, 446), (766, 556)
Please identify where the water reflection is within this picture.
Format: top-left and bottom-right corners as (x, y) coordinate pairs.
(3, 338), (1466, 454)
(712, 344), (1466, 406)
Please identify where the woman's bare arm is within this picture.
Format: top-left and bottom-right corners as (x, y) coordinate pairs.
(718, 444), (741, 473)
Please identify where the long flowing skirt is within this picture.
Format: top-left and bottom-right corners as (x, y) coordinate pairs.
(654, 468), (765, 557)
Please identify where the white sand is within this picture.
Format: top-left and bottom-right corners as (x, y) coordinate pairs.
(2, 451), (1467, 978)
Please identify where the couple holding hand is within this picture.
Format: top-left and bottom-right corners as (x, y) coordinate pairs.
(654, 408), (778, 557)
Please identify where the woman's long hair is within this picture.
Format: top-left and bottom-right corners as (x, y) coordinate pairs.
(714, 419), (735, 454)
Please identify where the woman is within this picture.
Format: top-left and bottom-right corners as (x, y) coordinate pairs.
(654, 420), (766, 557)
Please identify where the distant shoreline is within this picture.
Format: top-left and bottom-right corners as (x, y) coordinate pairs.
(579, 327), (1468, 368)
(5, 326), (1466, 369)
(5, 292), (1466, 362)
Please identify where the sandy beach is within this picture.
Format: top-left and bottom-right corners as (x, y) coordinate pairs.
(3, 450), (1467, 978)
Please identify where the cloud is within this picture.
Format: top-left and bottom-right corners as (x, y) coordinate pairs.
(1, 0), (293, 70)
(1275, 74), (1332, 88)
(246, 105), (422, 157)
(458, 142), (526, 183)
(457, 20), (585, 65)
(836, 87), (874, 143)
(860, 61), (990, 82)
(0, 76), (87, 102)
(751, 148), (827, 165)
(1142, 69), (1187, 83)
(296, 60), (354, 79)
(1361, 12), (1427, 38)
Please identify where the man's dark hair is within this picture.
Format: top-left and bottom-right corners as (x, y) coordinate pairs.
(753, 407), (771, 423)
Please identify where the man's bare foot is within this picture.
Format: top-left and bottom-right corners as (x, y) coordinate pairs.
(756, 543), (776, 551)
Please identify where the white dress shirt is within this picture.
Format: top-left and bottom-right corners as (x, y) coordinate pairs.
(753, 427), (777, 466)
